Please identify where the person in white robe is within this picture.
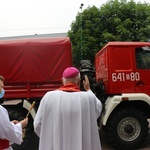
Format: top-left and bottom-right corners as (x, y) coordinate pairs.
(0, 75), (28, 150)
(34, 67), (102, 150)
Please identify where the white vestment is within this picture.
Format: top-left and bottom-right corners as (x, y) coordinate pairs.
(0, 105), (22, 150)
(34, 90), (102, 150)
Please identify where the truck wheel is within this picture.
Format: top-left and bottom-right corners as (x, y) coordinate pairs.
(7, 109), (33, 150)
(106, 107), (149, 150)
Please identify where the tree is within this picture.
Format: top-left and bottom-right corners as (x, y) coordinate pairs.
(68, 0), (150, 67)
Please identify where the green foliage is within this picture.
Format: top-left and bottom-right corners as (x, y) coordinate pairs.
(68, 0), (150, 67)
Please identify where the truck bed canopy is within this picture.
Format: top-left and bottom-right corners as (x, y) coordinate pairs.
(0, 37), (72, 84)
(0, 37), (73, 99)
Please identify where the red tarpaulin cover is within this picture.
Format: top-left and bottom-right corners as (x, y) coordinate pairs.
(0, 37), (72, 99)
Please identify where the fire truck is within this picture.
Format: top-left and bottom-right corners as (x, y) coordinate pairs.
(80, 41), (150, 150)
(1, 37), (150, 150)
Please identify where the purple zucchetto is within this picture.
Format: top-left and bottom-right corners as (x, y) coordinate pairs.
(62, 67), (79, 78)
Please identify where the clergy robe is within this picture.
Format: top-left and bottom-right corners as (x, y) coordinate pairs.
(34, 90), (102, 150)
(0, 105), (22, 150)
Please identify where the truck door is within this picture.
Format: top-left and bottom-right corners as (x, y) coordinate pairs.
(135, 46), (150, 95)
(110, 46), (136, 94)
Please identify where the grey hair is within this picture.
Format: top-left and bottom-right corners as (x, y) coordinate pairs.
(62, 73), (80, 85)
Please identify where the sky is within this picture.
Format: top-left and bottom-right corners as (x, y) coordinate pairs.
(0, 0), (149, 37)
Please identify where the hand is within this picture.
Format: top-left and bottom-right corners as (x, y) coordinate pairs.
(83, 75), (90, 91)
(11, 120), (19, 124)
(20, 118), (28, 129)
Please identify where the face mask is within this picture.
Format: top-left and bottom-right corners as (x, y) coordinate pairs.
(0, 88), (5, 98)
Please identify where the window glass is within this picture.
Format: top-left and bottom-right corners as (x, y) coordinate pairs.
(136, 46), (150, 69)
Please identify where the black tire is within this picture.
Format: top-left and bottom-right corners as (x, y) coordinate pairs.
(79, 60), (96, 92)
(105, 107), (149, 150)
(7, 109), (34, 150)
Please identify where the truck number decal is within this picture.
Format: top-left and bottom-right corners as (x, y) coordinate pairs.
(112, 72), (140, 82)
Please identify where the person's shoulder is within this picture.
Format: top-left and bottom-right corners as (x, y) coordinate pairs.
(81, 90), (97, 98)
(0, 105), (5, 110)
(0, 105), (2, 111)
(45, 90), (61, 96)
(0, 105), (7, 114)
(78, 90), (93, 96)
(80, 90), (93, 94)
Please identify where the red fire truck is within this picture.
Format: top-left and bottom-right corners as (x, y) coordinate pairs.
(1, 37), (150, 150)
(80, 41), (150, 150)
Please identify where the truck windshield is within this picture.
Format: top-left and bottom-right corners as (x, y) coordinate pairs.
(136, 47), (150, 69)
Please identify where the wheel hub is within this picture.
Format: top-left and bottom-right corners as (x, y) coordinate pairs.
(124, 124), (133, 134)
(117, 117), (141, 141)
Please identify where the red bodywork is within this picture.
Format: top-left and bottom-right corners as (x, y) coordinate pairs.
(0, 37), (72, 99)
(95, 42), (150, 95)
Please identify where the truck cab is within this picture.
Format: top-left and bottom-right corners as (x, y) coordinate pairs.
(95, 42), (150, 95)
(95, 42), (150, 150)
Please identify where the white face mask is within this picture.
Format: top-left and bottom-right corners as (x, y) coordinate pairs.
(0, 88), (5, 98)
